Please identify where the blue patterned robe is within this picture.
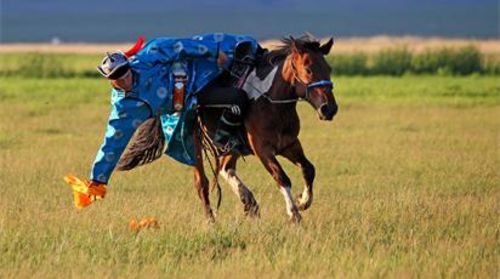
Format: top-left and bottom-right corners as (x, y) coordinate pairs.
(90, 33), (259, 184)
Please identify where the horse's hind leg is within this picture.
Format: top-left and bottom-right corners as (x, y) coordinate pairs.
(219, 155), (260, 217)
(281, 140), (315, 211)
(194, 132), (215, 223)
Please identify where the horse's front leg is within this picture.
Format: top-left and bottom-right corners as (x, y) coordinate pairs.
(255, 146), (301, 223)
(193, 131), (215, 223)
(280, 140), (315, 211)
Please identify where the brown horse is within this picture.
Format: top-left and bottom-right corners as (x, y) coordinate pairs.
(195, 36), (338, 223)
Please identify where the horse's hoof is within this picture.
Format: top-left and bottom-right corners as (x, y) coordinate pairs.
(241, 191), (260, 218)
(207, 216), (216, 225)
(289, 211), (302, 224)
(205, 210), (216, 224)
(244, 203), (260, 218)
(296, 201), (311, 211)
(296, 193), (312, 211)
(296, 203), (306, 211)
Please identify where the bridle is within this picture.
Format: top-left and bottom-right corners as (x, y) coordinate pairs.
(254, 52), (334, 107)
(263, 58), (333, 105)
(298, 79), (334, 103)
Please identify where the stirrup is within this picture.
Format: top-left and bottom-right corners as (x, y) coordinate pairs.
(214, 137), (239, 156)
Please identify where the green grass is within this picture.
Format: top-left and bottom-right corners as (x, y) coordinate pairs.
(0, 75), (498, 278)
(326, 46), (498, 76)
(336, 75), (500, 106)
(0, 53), (101, 77)
(2, 48), (500, 78)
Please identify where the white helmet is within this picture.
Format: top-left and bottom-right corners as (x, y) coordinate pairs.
(97, 51), (130, 80)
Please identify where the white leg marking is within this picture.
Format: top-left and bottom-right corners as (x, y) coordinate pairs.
(299, 188), (311, 205)
(221, 169), (247, 199)
(279, 186), (296, 217)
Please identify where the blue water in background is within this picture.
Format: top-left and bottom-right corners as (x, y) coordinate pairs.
(1, 0), (498, 42)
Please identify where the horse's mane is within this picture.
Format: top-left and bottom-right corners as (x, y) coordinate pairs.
(266, 34), (322, 66)
(254, 34), (321, 79)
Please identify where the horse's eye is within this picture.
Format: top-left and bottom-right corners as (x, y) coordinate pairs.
(306, 68), (312, 75)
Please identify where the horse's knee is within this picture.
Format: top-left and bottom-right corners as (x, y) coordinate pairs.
(276, 174), (292, 189)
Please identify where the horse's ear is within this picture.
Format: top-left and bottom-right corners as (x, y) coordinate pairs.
(290, 36), (303, 55)
(320, 37), (334, 55)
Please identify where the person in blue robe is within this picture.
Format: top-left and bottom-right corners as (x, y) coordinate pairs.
(79, 33), (260, 197)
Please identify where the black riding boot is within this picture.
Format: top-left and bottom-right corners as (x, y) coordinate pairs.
(213, 108), (243, 154)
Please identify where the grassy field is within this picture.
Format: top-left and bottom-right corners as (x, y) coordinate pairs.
(2, 46), (500, 78)
(0, 75), (498, 278)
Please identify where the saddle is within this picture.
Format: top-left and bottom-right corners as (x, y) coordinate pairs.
(201, 43), (268, 156)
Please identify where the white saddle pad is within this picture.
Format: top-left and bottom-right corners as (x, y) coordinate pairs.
(242, 66), (278, 100)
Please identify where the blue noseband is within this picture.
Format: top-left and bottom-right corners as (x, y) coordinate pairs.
(305, 80), (333, 100)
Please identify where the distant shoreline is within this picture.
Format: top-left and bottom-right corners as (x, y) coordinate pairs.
(1, 36), (499, 54)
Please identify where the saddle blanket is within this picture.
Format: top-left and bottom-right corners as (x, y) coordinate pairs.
(242, 66), (278, 100)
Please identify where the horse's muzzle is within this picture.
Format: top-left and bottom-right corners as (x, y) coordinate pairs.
(318, 103), (338, 121)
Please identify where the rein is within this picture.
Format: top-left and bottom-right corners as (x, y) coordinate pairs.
(262, 93), (301, 104)
(196, 114), (222, 211)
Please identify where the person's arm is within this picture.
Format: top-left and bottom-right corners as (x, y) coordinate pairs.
(133, 37), (223, 67)
(90, 94), (151, 184)
(174, 38), (229, 70)
(168, 38), (219, 60)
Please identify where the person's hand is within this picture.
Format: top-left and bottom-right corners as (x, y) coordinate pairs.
(217, 51), (228, 68)
(64, 175), (106, 209)
(87, 180), (107, 198)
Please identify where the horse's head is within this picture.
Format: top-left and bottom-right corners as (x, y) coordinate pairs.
(282, 36), (338, 121)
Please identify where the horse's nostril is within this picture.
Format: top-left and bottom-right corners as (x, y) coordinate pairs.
(320, 104), (337, 118)
(320, 105), (330, 115)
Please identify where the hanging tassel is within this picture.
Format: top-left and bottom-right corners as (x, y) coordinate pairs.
(124, 36), (145, 58)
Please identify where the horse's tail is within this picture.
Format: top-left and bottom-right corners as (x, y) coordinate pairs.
(116, 115), (165, 171)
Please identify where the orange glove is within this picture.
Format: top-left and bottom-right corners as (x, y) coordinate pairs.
(63, 175), (106, 209)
